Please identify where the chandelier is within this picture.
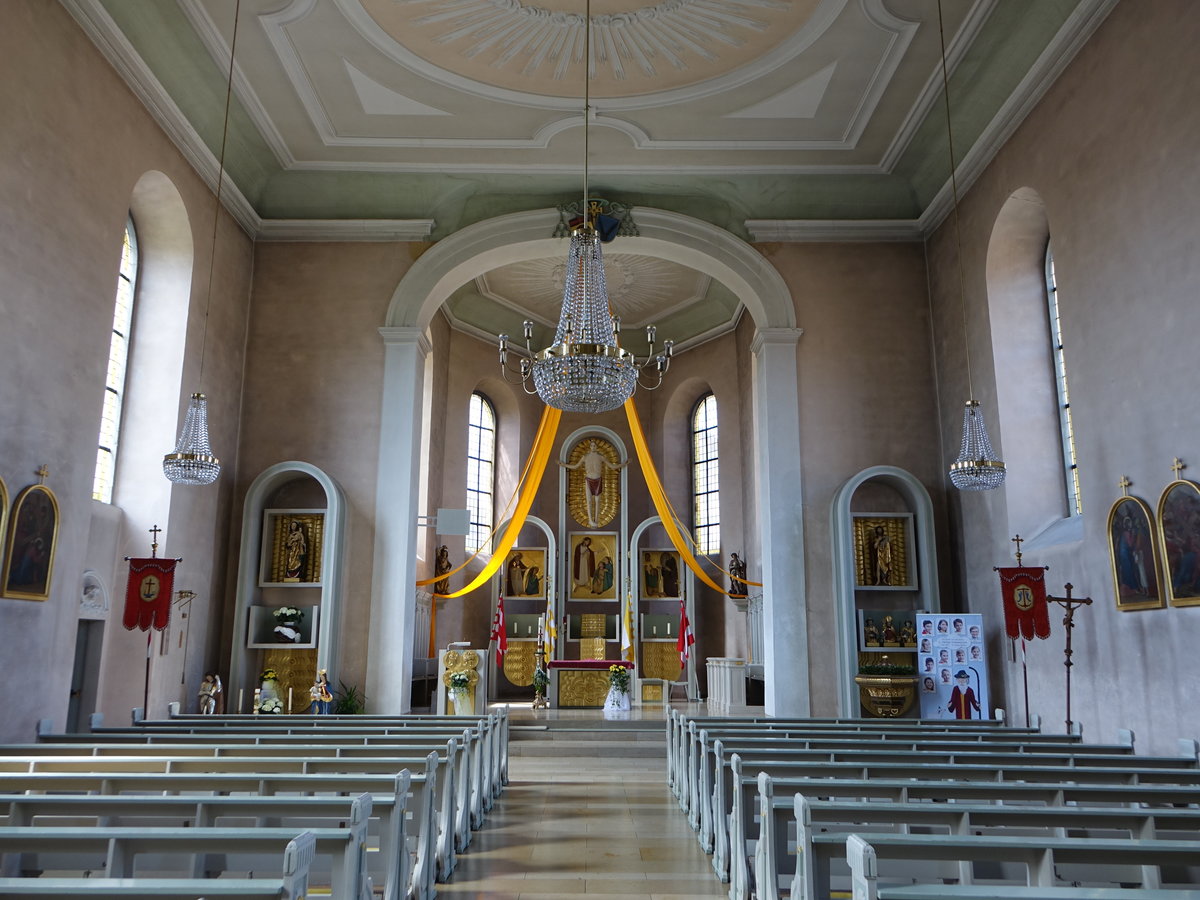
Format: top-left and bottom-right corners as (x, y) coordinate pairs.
(164, 0), (241, 485)
(937, 0), (1005, 491)
(497, 1), (672, 414)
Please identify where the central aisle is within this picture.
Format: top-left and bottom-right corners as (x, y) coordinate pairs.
(438, 716), (729, 899)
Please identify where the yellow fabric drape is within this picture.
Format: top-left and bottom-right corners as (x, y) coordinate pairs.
(624, 398), (762, 595)
(429, 405), (562, 599)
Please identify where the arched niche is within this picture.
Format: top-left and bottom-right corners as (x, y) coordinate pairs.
(229, 462), (347, 706)
(629, 515), (698, 702)
(488, 514), (556, 700)
(832, 466), (940, 715)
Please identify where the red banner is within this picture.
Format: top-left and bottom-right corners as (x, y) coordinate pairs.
(122, 558), (177, 631)
(677, 597), (694, 667)
(490, 595), (507, 667)
(997, 566), (1050, 640)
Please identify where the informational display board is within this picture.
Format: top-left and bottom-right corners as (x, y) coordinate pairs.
(915, 613), (989, 720)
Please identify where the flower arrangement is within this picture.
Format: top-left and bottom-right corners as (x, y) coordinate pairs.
(259, 697), (283, 714)
(273, 606), (304, 623)
(608, 664), (630, 694)
(259, 668), (278, 682)
(857, 662), (916, 676)
(532, 668), (549, 695)
(448, 672), (471, 692)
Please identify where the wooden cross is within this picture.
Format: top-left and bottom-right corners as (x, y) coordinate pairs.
(35, 464), (49, 484)
(1118, 475), (1131, 497)
(1172, 457), (1186, 479)
(148, 524), (162, 558)
(1045, 582), (1093, 734)
(1010, 534), (1024, 565)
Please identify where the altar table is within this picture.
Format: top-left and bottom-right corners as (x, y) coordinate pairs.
(547, 660), (635, 708)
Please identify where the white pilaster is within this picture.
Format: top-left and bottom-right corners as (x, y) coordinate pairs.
(751, 328), (808, 715)
(367, 327), (431, 713)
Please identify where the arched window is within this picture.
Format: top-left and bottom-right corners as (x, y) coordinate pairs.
(691, 393), (720, 554)
(465, 392), (496, 553)
(1045, 243), (1081, 515)
(92, 217), (138, 503)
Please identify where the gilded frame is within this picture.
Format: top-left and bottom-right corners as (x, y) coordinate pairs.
(567, 531), (618, 601)
(852, 513), (915, 589)
(2, 483), (61, 601)
(0, 476), (8, 564)
(260, 509), (324, 586)
(1106, 495), (1165, 611)
(640, 548), (682, 600)
(1156, 480), (1200, 607)
(502, 547), (547, 599)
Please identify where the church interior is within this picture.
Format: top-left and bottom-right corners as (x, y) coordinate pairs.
(2, 0), (1199, 766)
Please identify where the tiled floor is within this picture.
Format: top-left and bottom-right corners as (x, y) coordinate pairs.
(438, 707), (730, 898)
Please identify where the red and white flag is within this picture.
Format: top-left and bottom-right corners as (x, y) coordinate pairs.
(677, 596), (694, 668)
(490, 595), (508, 666)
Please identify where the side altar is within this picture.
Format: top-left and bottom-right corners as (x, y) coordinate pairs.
(548, 660), (634, 708)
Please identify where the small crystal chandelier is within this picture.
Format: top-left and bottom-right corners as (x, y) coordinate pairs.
(937, 1), (1005, 491)
(497, 0), (672, 414)
(164, 0), (241, 485)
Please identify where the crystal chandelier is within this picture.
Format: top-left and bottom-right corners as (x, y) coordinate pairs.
(497, 0), (672, 413)
(164, 0), (240, 485)
(937, 1), (1005, 491)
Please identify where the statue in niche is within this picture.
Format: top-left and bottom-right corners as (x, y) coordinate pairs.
(284, 519), (308, 582)
(729, 552), (748, 597)
(561, 437), (625, 528)
(872, 525), (893, 586)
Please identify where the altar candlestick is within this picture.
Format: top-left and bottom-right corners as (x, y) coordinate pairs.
(288, 688), (293, 713)
(237, 689), (243, 712)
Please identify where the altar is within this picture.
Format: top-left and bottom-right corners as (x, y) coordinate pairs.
(548, 660), (634, 708)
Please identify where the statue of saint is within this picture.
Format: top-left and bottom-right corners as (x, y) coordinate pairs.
(198, 672), (221, 715)
(729, 552), (748, 597)
(561, 438), (626, 527)
(434, 545), (452, 595)
(872, 525), (893, 586)
(309, 669), (333, 715)
(284, 519), (308, 582)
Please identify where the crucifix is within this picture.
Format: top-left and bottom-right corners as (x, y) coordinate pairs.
(1045, 582), (1092, 734)
(1011, 533), (1024, 565)
(148, 525), (162, 559)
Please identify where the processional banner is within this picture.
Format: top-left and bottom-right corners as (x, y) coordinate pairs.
(122, 558), (177, 631)
(996, 566), (1051, 640)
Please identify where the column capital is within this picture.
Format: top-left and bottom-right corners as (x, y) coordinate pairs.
(378, 326), (432, 355)
(751, 327), (804, 354)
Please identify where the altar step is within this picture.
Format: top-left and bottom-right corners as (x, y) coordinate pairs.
(509, 719), (667, 758)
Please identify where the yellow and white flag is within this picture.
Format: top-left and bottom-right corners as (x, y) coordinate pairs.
(543, 592), (557, 661)
(621, 591), (635, 663)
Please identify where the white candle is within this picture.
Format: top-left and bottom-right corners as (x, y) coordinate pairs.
(288, 687), (293, 713)
(667, 622), (671, 636)
(237, 689), (244, 713)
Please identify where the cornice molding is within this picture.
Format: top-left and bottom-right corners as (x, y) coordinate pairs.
(257, 219), (436, 242)
(745, 219), (922, 243)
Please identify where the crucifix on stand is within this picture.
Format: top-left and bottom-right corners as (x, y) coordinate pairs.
(1045, 582), (1092, 734)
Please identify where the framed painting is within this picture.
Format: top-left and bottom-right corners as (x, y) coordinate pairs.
(2, 483), (60, 601)
(640, 548), (682, 600)
(260, 510), (324, 586)
(502, 547), (547, 599)
(852, 513), (915, 589)
(0, 476), (8, 562)
(1157, 480), (1200, 607)
(1107, 495), (1165, 611)
(568, 531), (618, 601)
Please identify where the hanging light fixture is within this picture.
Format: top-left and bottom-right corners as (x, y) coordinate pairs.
(937, 1), (1005, 492)
(497, 0), (672, 414)
(164, 0), (241, 485)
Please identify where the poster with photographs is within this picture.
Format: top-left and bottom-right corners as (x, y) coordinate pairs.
(915, 613), (989, 720)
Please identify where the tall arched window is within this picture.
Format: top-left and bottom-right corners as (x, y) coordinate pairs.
(1045, 243), (1081, 515)
(465, 392), (496, 553)
(92, 217), (138, 503)
(691, 393), (720, 554)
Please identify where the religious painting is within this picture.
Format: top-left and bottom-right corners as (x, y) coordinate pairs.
(564, 436), (624, 528)
(1106, 495), (1164, 611)
(852, 514), (914, 589)
(568, 531), (618, 601)
(641, 549), (682, 599)
(858, 609), (917, 652)
(1156, 480), (1200, 607)
(2, 483), (60, 601)
(261, 510), (324, 586)
(0, 476), (8, 566)
(502, 547), (547, 599)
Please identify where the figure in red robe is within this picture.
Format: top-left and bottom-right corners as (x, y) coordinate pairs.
(947, 670), (980, 719)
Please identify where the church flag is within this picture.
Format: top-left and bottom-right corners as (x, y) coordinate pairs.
(490, 595), (507, 667)
(997, 566), (1051, 640)
(621, 593), (635, 663)
(543, 593), (557, 661)
(122, 558), (177, 631)
(677, 596), (694, 668)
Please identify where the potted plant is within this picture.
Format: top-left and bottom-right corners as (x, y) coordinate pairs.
(532, 667), (549, 709)
(854, 655), (918, 717)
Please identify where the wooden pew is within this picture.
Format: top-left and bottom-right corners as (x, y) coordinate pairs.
(840, 831), (1200, 900)
(745, 770), (1200, 900)
(0, 756), (440, 900)
(1, 770), (415, 900)
(0, 829), (315, 899)
(747, 779), (1200, 900)
(0, 799), (371, 899)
